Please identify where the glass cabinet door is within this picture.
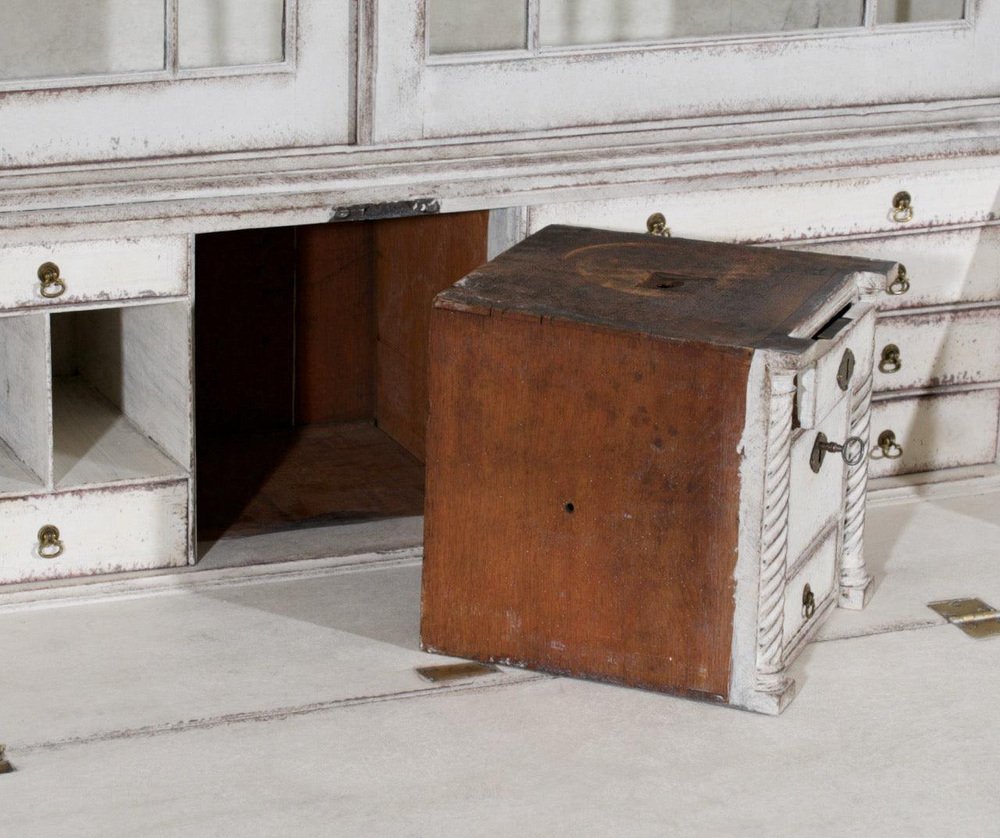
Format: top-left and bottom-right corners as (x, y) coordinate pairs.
(0, 0), (351, 166)
(373, 0), (990, 142)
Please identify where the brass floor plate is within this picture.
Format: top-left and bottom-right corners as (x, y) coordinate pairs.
(415, 662), (499, 683)
(928, 598), (1000, 638)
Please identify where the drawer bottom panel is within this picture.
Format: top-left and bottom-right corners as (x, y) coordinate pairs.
(0, 480), (189, 584)
(869, 390), (1000, 479)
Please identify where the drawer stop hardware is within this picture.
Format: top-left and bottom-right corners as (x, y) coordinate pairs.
(802, 584), (816, 619)
(645, 213), (671, 237)
(878, 344), (902, 374)
(891, 191), (913, 223)
(0, 745), (12, 775)
(330, 199), (440, 222)
(837, 348), (855, 391)
(416, 662), (499, 683)
(37, 261), (66, 299)
(871, 430), (903, 460)
(810, 433), (866, 473)
(37, 524), (64, 559)
(887, 264), (910, 295)
(927, 598), (1000, 639)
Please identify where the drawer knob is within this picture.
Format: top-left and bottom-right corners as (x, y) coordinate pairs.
(871, 429), (904, 460)
(645, 213), (671, 237)
(810, 433), (866, 473)
(887, 264), (910, 295)
(802, 584), (816, 619)
(37, 524), (64, 559)
(837, 348), (855, 391)
(878, 344), (902, 374)
(891, 191), (914, 224)
(37, 262), (66, 299)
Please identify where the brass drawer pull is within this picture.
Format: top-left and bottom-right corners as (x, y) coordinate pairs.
(891, 191), (914, 224)
(871, 430), (903, 460)
(887, 264), (910, 295)
(878, 344), (902, 374)
(837, 348), (855, 391)
(810, 433), (866, 473)
(37, 262), (66, 299)
(802, 584), (816, 619)
(37, 524), (64, 559)
(646, 212), (671, 237)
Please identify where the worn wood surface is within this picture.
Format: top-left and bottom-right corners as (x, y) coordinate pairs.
(374, 211), (489, 461)
(196, 421), (424, 541)
(422, 306), (751, 700)
(440, 225), (891, 353)
(295, 223), (376, 424)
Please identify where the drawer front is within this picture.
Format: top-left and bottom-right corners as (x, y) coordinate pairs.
(874, 308), (1000, 394)
(869, 390), (1000, 478)
(785, 227), (1000, 311)
(0, 480), (189, 584)
(0, 237), (189, 312)
(783, 526), (838, 653)
(528, 168), (1000, 245)
(797, 304), (875, 430)
(787, 394), (850, 565)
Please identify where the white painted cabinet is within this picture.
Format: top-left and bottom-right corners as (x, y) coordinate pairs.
(371, 0), (999, 142)
(0, 0), (353, 166)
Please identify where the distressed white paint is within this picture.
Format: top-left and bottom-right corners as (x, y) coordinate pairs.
(869, 389), (1000, 478)
(0, 479), (189, 584)
(71, 302), (192, 469)
(0, 237), (188, 312)
(0, 1), (350, 166)
(0, 313), (51, 490)
(797, 304), (875, 428)
(528, 167), (1000, 246)
(373, 1), (998, 141)
(786, 227), (1000, 310)
(873, 306), (1000, 393)
(53, 378), (187, 489)
(783, 523), (839, 652)
(787, 393), (850, 563)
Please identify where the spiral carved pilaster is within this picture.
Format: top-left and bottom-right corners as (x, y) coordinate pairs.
(841, 369), (874, 594)
(755, 371), (796, 693)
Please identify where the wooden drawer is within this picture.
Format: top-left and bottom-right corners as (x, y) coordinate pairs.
(0, 480), (189, 584)
(869, 390), (1000, 478)
(785, 227), (1000, 311)
(788, 393), (850, 564)
(0, 237), (189, 312)
(783, 526), (838, 654)
(528, 167), (1000, 245)
(797, 303), (875, 429)
(873, 307), (1000, 394)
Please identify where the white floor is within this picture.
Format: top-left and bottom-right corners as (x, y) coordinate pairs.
(2, 492), (999, 837)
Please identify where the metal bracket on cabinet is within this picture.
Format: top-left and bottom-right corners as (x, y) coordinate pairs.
(927, 598), (1000, 638)
(330, 198), (441, 222)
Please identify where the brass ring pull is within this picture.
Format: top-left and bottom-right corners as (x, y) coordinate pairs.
(37, 525), (64, 559)
(878, 344), (902, 374)
(802, 584), (816, 619)
(37, 262), (66, 299)
(888, 264), (910, 295)
(810, 433), (866, 473)
(871, 430), (903, 460)
(646, 213), (671, 237)
(891, 191), (914, 224)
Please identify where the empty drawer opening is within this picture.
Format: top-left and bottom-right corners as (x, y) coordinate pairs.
(811, 304), (854, 341)
(194, 211), (488, 559)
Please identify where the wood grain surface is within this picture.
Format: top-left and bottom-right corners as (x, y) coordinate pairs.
(422, 306), (752, 701)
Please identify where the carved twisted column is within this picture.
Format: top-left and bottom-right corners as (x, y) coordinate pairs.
(755, 369), (796, 694)
(839, 366), (875, 608)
